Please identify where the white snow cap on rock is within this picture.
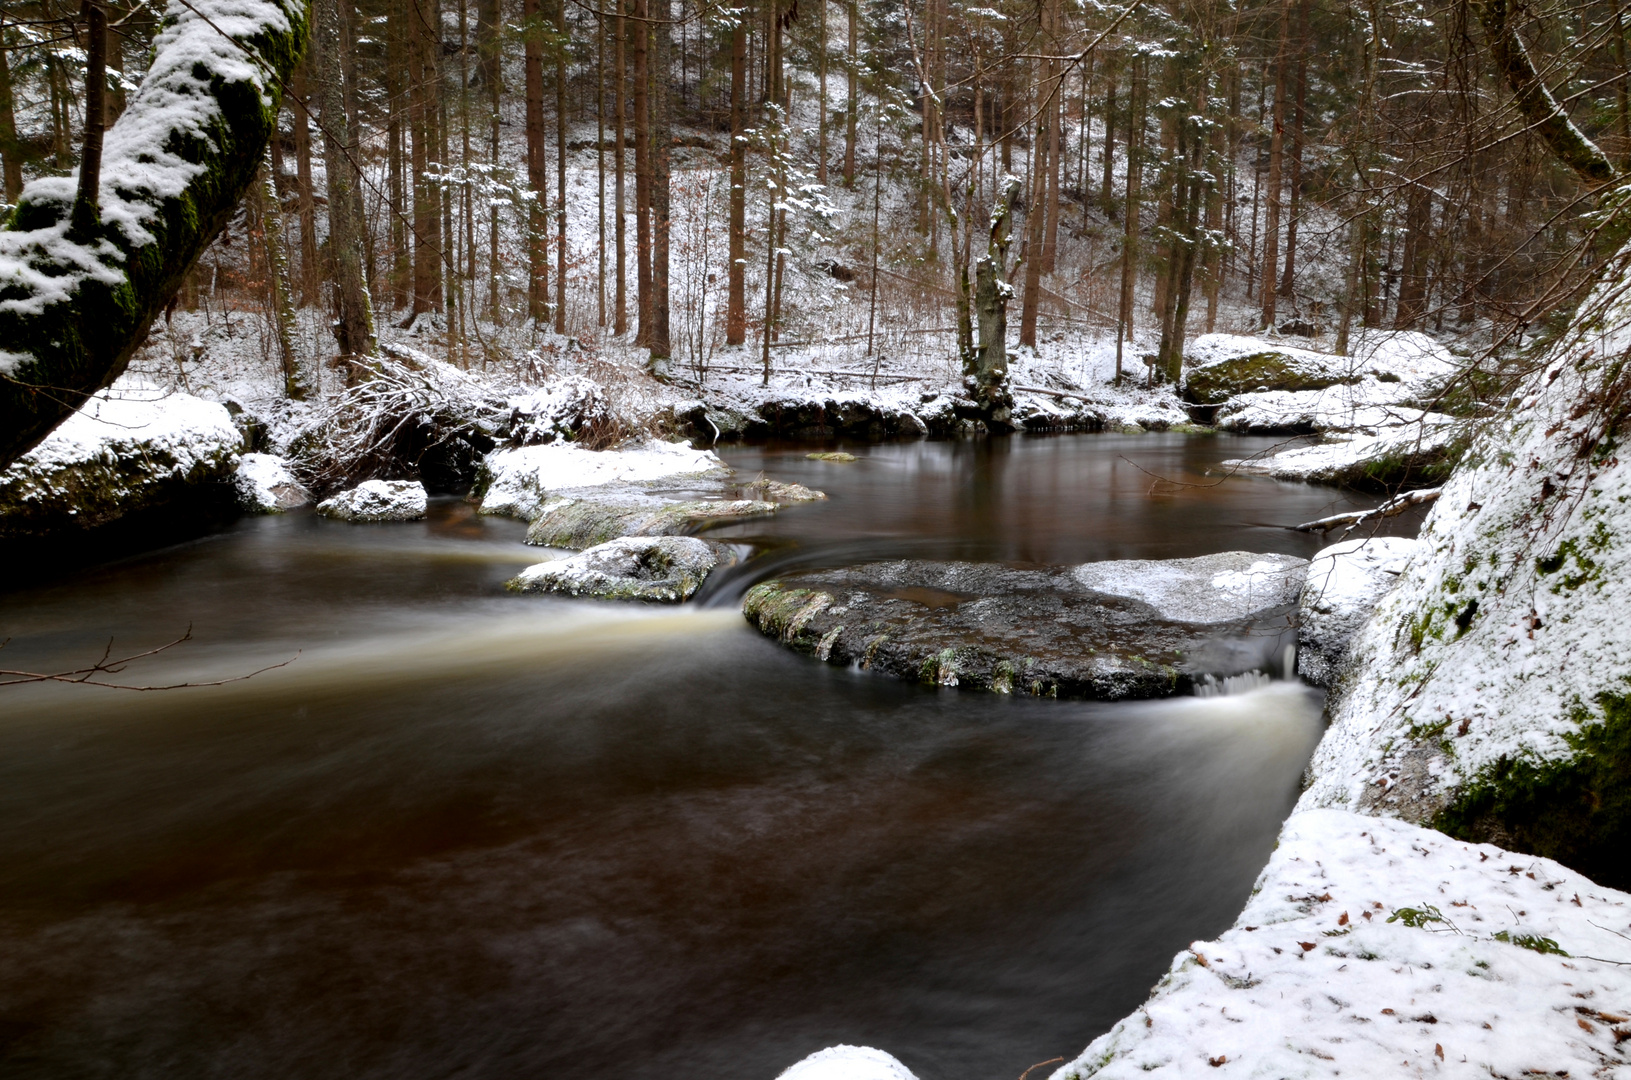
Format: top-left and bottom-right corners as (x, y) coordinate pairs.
(777, 1045), (918, 1080)
(478, 440), (729, 520)
(14, 378), (241, 476)
(316, 479), (427, 522)
(234, 453), (310, 513)
(1298, 536), (1421, 687)
(1052, 809), (1631, 1079)
(1071, 552), (1307, 624)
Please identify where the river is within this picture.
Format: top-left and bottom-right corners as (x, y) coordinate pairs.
(0, 433), (1417, 1080)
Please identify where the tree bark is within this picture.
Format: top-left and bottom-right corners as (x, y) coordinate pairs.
(726, 6), (748, 345)
(614, 0), (627, 334)
(650, 0), (672, 360)
(316, 0), (377, 367)
(291, 66), (320, 305)
(525, 0), (550, 321)
(0, 30), (24, 203)
(0, 0), (310, 470)
(844, 0), (857, 185)
(556, 0), (569, 334)
(255, 148), (311, 400)
(1260, 0), (1291, 329)
(632, 0), (653, 345)
(1479, 0), (1616, 184)
(72, 0), (109, 239)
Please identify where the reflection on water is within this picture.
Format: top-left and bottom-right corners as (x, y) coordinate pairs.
(0, 434), (1377, 1080)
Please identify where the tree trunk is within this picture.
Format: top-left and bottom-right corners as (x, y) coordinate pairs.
(650, 0), (672, 361)
(0, 0), (311, 469)
(316, 0), (377, 367)
(1278, 6), (1307, 300)
(1260, 0), (1291, 329)
(256, 148), (311, 400)
(72, 0), (108, 239)
(844, 0), (857, 185)
(1394, 184), (1431, 328)
(525, 0), (550, 322)
(412, 0), (444, 317)
(614, 0), (627, 334)
(555, 0), (569, 334)
(726, 7), (747, 345)
(1100, 74), (1115, 208)
(0, 34), (23, 203)
(291, 67), (320, 305)
(632, 0), (653, 345)
(970, 175), (1021, 428)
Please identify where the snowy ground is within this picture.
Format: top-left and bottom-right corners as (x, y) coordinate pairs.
(1050, 807), (1631, 1079)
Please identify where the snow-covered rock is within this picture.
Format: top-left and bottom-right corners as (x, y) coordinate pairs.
(316, 479), (427, 522)
(476, 440), (730, 521)
(1053, 808), (1631, 1079)
(0, 379), (242, 538)
(1224, 414), (1465, 488)
(1184, 334), (1365, 405)
(777, 1045), (919, 1080)
(233, 452), (310, 513)
(1071, 551), (1308, 625)
(507, 535), (728, 602)
(1297, 537), (1422, 687)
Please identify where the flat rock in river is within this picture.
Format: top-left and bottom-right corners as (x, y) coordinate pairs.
(742, 552), (1307, 700)
(525, 495), (776, 549)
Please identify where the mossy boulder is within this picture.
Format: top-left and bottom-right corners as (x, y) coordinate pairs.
(1183, 334), (1363, 405)
(742, 553), (1306, 701)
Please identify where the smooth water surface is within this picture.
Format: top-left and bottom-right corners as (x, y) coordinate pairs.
(0, 433), (1411, 1080)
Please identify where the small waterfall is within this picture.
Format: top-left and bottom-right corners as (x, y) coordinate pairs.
(1192, 644), (1298, 697)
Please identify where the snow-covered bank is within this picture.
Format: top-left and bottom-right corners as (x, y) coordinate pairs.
(0, 379), (242, 539)
(1052, 809), (1631, 1079)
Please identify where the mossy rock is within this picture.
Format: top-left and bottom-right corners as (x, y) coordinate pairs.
(1434, 692), (1631, 890)
(526, 496), (776, 549)
(508, 535), (730, 602)
(1184, 348), (1361, 406)
(741, 558), (1303, 701)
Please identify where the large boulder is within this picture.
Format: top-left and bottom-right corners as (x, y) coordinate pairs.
(316, 479), (427, 522)
(741, 553), (1307, 700)
(508, 536), (730, 602)
(475, 440), (731, 521)
(1051, 809), (1631, 1079)
(1296, 536), (1422, 687)
(1224, 415), (1466, 490)
(1183, 334), (1365, 405)
(1296, 263), (1631, 890)
(0, 380), (241, 540)
(525, 495), (776, 549)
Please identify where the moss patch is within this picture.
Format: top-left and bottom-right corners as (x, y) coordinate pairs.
(1434, 691), (1631, 890)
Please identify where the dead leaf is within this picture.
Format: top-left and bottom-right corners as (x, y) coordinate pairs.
(1299, 942), (1317, 952)
(1579, 1018), (1597, 1033)
(1435, 1044), (1444, 1060)
(1339, 912), (1350, 926)
(1381, 1009), (1396, 1016)
(1208, 1056), (1227, 1068)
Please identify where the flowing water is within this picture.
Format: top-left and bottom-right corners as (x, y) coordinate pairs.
(0, 434), (1418, 1080)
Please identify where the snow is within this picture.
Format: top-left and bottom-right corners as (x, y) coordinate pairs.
(0, 0), (296, 335)
(316, 479), (427, 522)
(478, 440), (730, 520)
(1297, 536), (1422, 687)
(506, 376), (613, 445)
(1052, 808), (1631, 1079)
(509, 535), (723, 602)
(233, 452), (309, 512)
(1297, 262), (1631, 820)
(777, 1045), (920, 1080)
(1070, 552), (1307, 624)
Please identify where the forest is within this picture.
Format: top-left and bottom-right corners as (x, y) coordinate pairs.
(7, 0), (1631, 1074)
(0, 0), (1619, 429)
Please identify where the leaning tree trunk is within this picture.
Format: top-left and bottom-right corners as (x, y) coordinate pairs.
(0, 0), (309, 471)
